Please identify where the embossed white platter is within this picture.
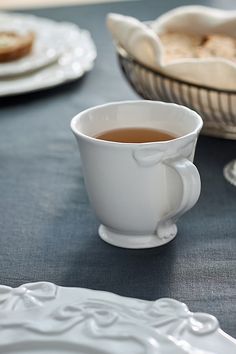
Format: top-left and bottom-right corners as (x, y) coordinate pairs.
(0, 14), (96, 96)
(0, 282), (235, 353)
(0, 13), (63, 77)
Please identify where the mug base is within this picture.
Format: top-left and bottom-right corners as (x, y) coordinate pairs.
(98, 224), (177, 249)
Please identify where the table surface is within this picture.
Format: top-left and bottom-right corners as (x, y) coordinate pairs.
(0, 0), (236, 338)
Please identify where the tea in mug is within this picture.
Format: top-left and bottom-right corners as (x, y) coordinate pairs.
(95, 127), (176, 143)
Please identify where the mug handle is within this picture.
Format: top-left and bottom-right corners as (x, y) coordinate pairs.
(164, 157), (201, 220)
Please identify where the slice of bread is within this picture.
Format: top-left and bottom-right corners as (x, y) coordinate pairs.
(0, 31), (35, 62)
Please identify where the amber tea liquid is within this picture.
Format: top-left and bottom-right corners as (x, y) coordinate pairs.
(95, 127), (176, 143)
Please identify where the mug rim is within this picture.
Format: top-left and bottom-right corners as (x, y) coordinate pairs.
(70, 100), (203, 146)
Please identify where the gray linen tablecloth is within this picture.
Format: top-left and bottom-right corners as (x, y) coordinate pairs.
(0, 0), (235, 337)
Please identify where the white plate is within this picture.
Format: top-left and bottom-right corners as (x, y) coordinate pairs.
(0, 15), (96, 96)
(0, 13), (66, 77)
(0, 282), (235, 353)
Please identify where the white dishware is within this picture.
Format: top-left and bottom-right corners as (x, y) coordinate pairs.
(0, 13), (96, 96)
(0, 44), (60, 78)
(0, 281), (235, 353)
(71, 100), (203, 249)
(0, 13), (62, 77)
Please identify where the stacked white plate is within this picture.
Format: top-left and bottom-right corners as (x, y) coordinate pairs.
(0, 13), (96, 96)
(0, 282), (236, 353)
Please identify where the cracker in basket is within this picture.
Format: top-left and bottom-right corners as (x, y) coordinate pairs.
(159, 31), (236, 63)
(159, 32), (203, 63)
(197, 34), (236, 61)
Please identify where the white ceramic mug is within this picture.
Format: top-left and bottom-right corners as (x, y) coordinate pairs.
(71, 101), (203, 249)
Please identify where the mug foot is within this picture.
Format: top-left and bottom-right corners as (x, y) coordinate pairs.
(98, 224), (177, 249)
(157, 222), (178, 241)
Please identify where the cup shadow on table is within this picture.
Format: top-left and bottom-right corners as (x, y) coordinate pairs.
(63, 235), (177, 301)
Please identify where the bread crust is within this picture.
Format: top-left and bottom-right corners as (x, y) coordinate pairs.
(0, 31), (35, 62)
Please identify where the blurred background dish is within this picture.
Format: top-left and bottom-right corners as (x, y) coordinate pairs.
(0, 13), (96, 95)
(0, 13), (64, 77)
